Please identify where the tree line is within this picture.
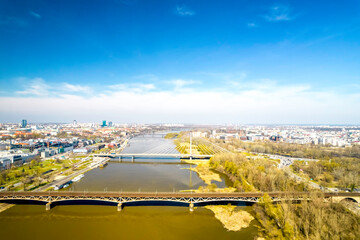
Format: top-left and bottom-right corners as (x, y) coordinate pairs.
(211, 139), (360, 190)
(210, 153), (307, 192)
(254, 193), (360, 239)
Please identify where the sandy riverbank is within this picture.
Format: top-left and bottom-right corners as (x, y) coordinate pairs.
(183, 160), (222, 185)
(0, 203), (15, 213)
(205, 205), (254, 231)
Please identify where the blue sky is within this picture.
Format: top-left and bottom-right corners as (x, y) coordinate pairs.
(0, 0), (360, 124)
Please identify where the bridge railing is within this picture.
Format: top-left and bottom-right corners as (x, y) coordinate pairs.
(1, 191), (359, 198)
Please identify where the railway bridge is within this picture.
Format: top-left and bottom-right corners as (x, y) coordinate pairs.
(0, 191), (358, 212)
(94, 153), (213, 160)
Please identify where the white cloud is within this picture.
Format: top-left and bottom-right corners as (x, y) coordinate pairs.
(229, 79), (286, 90)
(168, 79), (200, 88)
(108, 83), (156, 92)
(199, 72), (247, 81)
(264, 5), (294, 22)
(175, 5), (195, 16)
(247, 23), (256, 28)
(16, 78), (50, 96)
(63, 83), (92, 93)
(138, 83), (156, 90)
(5, 79), (360, 124)
(29, 11), (41, 19)
(15, 78), (94, 96)
(108, 84), (127, 90)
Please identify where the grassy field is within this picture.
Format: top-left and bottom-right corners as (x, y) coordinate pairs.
(0, 159), (81, 190)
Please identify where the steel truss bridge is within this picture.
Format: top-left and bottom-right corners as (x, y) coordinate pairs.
(94, 153), (213, 159)
(0, 192), (358, 212)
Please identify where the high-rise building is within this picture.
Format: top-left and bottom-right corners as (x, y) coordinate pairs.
(21, 119), (27, 128)
(108, 121), (113, 127)
(73, 120), (77, 126)
(102, 120), (107, 127)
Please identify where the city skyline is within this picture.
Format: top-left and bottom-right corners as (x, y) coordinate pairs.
(1, 0), (360, 123)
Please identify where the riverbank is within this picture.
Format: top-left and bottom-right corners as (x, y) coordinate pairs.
(0, 159), (77, 191)
(0, 203), (15, 213)
(181, 186), (236, 193)
(183, 160), (255, 232)
(0, 157), (102, 213)
(40, 157), (109, 191)
(183, 160), (222, 185)
(205, 205), (254, 231)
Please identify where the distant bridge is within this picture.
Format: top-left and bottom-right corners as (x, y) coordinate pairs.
(99, 132), (231, 160)
(94, 153), (213, 160)
(0, 191), (358, 212)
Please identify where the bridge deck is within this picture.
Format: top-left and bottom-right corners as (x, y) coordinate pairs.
(94, 153), (213, 159)
(0, 191), (358, 198)
(1, 192), (358, 211)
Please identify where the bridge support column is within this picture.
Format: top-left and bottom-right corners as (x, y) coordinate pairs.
(132, 156), (135, 163)
(117, 202), (123, 211)
(189, 202), (194, 212)
(46, 202), (51, 211)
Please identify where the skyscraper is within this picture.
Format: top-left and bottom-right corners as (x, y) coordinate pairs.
(108, 121), (113, 127)
(102, 120), (107, 127)
(21, 119), (27, 128)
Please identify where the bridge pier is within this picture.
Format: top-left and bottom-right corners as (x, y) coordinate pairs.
(189, 202), (194, 212)
(132, 156), (135, 163)
(45, 202), (51, 211)
(117, 202), (123, 211)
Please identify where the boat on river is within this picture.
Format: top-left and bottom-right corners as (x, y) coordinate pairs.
(72, 174), (84, 182)
(54, 180), (73, 190)
(99, 162), (108, 168)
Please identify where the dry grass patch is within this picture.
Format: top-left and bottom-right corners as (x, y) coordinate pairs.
(196, 186), (237, 193)
(185, 160), (222, 184)
(205, 205), (254, 231)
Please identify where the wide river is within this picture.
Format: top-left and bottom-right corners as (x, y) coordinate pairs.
(0, 134), (258, 240)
